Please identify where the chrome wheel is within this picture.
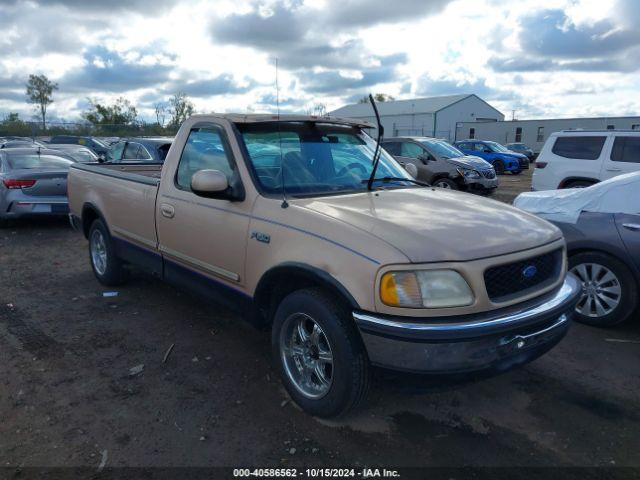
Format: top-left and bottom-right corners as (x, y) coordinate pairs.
(90, 229), (108, 276)
(434, 180), (452, 189)
(570, 263), (621, 318)
(280, 313), (333, 399)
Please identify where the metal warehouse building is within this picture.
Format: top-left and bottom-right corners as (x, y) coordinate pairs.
(330, 94), (505, 141)
(456, 116), (640, 153)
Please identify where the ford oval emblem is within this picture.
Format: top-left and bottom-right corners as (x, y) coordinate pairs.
(522, 265), (538, 279)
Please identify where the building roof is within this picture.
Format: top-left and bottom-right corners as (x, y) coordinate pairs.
(330, 94), (474, 118)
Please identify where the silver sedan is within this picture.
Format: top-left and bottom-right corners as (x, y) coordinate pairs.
(0, 148), (74, 226)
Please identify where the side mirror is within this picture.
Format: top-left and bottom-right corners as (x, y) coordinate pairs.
(191, 169), (230, 199)
(404, 163), (418, 178)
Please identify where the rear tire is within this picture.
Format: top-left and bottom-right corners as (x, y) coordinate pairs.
(569, 252), (638, 327)
(88, 219), (129, 286)
(272, 288), (370, 418)
(493, 160), (505, 175)
(433, 178), (458, 190)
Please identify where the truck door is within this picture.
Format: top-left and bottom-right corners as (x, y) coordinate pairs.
(156, 123), (252, 300)
(601, 135), (640, 181)
(615, 213), (640, 273)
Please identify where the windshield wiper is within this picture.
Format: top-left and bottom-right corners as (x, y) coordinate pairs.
(366, 94), (384, 191)
(362, 177), (430, 187)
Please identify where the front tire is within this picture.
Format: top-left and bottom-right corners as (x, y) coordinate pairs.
(88, 219), (129, 286)
(272, 288), (370, 418)
(433, 178), (458, 190)
(569, 252), (638, 327)
(493, 160), (505, 175)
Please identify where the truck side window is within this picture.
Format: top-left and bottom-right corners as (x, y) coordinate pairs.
(176, 127), (235, 190)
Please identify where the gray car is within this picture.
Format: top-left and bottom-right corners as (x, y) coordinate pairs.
(0, 148), (74, 226)
(382, 136), (498, 194)
(515, 174), (640, 327)
(554, 213), (639, 327)
(46, 144), (99, 163)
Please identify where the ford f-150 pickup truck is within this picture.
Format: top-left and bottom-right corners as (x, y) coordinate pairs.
(68, 114), (581, 418)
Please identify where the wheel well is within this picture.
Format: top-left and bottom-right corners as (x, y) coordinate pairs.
(432, 173), (461, 184)
(81, 204), (102, 239)
(253, 265), (358, 325)
(559, 177), (598, 189)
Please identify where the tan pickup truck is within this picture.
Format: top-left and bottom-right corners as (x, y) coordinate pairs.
(68, 114), (580, 418)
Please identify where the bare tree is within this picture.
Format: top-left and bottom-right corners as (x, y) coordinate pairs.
(313, 103), (327, 116)
(168, 92), (195, 128)
(26, 74), (58, 129)
(154, 102), (167, 127)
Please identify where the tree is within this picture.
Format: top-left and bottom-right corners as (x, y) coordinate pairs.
(357, 93), (396, 104)
(313, 103), (327, 116)
(26, 74), (58, 130)
(81, 97), (138, 125)
(168, 92), (195, 128)
(154, 102), (167, 127)
(4, 112), (20, 122)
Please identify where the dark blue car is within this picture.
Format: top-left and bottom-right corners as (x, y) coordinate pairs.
(454, 140), (528, 175)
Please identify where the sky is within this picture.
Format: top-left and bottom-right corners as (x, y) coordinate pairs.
(0, 0), (639, 124)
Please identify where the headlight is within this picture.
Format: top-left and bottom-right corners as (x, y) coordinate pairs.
(457, 168), (481, 179)
(380, 270), (474, 308)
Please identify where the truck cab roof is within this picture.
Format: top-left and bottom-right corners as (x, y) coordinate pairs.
(188, 113), (374, 129)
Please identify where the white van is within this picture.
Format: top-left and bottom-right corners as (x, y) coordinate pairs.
(532, 130), (640, 191)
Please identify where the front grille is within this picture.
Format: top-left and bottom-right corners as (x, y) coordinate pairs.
(484, 249), (563, 302)
(482, 169), (496, 179)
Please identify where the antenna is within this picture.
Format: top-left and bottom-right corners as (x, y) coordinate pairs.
(276, 57), (288, 208)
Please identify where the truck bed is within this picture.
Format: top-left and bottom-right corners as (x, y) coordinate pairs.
(68, 162), (161, 253)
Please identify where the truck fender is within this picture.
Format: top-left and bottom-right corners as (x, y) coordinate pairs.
(253, 263), (360, 324)
(80, 202), (109, 239)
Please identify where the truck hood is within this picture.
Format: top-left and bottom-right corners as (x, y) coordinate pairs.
(446, 155), (492, 170)
(296, 188), (561, 263)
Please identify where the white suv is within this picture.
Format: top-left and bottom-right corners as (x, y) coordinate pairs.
(532, 130), (640, 191)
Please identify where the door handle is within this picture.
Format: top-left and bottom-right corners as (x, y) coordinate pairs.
(160, 203), (175, 218)
(623, 223), (640, 231)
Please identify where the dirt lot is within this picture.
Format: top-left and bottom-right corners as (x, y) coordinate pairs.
(1, 169), (639, 475)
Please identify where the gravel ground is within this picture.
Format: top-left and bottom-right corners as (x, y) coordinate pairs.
(1, 169), (639, 475)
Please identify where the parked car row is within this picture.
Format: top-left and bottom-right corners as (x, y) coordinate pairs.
(3, 114), (639, 419)
(0, 134), (173, 225)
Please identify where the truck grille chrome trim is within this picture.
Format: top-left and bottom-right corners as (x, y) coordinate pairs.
(353, 273), (580, 333)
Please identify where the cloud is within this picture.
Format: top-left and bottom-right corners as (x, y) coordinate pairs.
(299, 53), (407, 94)
(165, 74), (257, 97)
(415, 76), (509, 100)
(210, 1), (442, 72)
(518, 9), (640, 59)
(60, 47), (174, 92)
(489, 48), (640, 73)
(323, 0), (452, 27)
(5, 0), (177, 12)
(486, 1), (640, 74)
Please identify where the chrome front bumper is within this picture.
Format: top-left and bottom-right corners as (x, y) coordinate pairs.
(354, 273), (581, 374)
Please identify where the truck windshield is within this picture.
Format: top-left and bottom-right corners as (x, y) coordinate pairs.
(238, 122), (412, 197)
